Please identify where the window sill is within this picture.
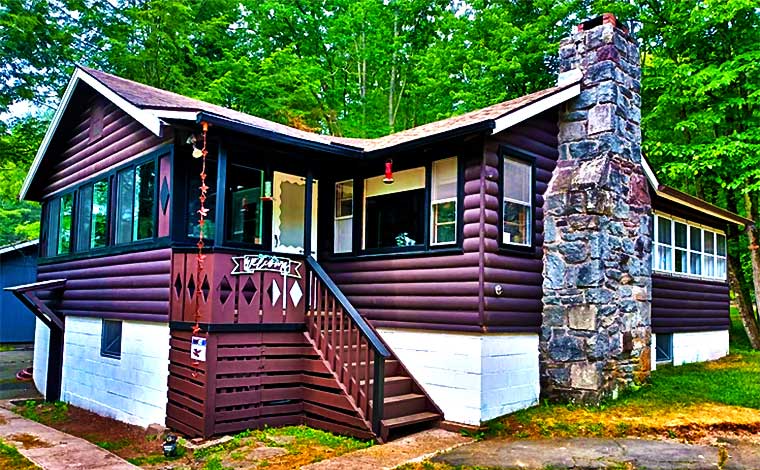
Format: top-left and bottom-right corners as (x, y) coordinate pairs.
(652, 270), (727, 283)
(325, 246), (464, 261)
(39, 238), (170, 265)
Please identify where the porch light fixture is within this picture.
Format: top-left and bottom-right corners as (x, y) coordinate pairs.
(384, 159), (394, 184)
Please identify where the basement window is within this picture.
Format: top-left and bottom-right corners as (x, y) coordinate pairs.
(101, 319), (122, 359)
(655, 333), (673, 363)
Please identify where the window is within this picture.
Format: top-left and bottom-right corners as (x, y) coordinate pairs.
(431, 157), (458, 245)
(689, 226), (702, 276)
(76, 179), (109, 251)
(228, 164), (264, 244)
(655, 216), (673, 271)
(364, 167), (425, 249)
(44, 199), (61, 257)
(57, 193), (74, 255)
(503, 157), (532, 246)
(653, 213), (727, 280)
(334, 180), (353, 253)
(75, 185), (93, 252)
(100, 319), (122, 359)
(116, 161), (156, 244)
(187, 158), (217, 239)
(655, 333), (673, 363)
(91, 180), (109, 247)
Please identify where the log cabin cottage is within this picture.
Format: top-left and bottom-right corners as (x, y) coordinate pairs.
(8, 14), (752, 441)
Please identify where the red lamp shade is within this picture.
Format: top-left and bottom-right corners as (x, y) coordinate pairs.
(383, 160), (394, 184)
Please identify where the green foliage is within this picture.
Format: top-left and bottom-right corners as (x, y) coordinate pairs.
(17, 400), (69, 424)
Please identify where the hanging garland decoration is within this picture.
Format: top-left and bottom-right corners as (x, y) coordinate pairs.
(191, 121), (210, 375)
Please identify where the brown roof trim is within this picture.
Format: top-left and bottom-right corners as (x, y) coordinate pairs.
(657, 184), (754, 227)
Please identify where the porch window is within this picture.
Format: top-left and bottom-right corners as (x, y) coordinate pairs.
(187, 158), (217, 240)
(364, 167), (425, 249)
(116, 161), (156, 244)
(334, 180), (353, 253)
(674, 221), (687, 274)
(654, 213), (727, 280)
(431, 157), (457, 245)
(57, 193), (73, 255)
(503, 157), (532, 246)
(689, 226), (702, 275)
(228, 164), (264, 244)
(75, 179), (109, 251)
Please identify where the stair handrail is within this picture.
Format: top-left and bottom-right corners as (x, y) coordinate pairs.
(305, 257), (389, 437)
(305, 257), (390, 358)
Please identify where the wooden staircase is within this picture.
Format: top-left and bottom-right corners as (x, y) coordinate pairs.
(305, 258), (441, 442)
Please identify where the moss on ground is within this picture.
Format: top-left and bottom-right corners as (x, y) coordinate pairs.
(0, 439), (40, 470)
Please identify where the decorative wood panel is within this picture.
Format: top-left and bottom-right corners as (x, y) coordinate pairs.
(166, 330), (374, 439)
(652, 274), (730, 333)
(37, 248), (171, 322)
(170, 252), (306, 325)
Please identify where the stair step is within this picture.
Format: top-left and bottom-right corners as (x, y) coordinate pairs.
(380, 393), (428, 420)
(360, 375), (413, 397)
(381, 411), (440, 430)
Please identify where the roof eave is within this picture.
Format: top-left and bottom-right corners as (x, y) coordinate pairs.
(490, 82), (581, 135)
(20, 68), (164, 201)
(196, 111), (363, 159)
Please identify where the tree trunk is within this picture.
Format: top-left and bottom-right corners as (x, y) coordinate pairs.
(728, 254), (760, 349)
(744, 192), (760, 329)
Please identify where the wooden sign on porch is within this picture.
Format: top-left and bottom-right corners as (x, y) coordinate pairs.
(231, 254), (302, 279)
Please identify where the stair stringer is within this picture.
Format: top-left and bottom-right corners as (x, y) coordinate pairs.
(301, 331), (376, 440)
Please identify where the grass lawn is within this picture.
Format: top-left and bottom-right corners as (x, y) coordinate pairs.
(12, 398), (371, 469)
(0, 439), (40, 470)
(478, 310), (760, 442)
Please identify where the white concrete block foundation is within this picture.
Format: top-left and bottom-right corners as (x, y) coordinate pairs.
(33, 317), (50, 397)
(672, 330), (729, 366)
(376, 328), (539, 426)
(60, 316), (170, 427)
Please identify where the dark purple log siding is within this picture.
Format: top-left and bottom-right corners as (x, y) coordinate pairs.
(39, 87), (168, 198)
(37, 248), (171, 322)
(651, 194), (730, 333)
(482, 111), (559, 332)
(323, 154), (484, 331)
(652, 274), (730, 333)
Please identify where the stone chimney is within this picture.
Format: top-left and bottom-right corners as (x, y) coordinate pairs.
(540, 13), (652, 403)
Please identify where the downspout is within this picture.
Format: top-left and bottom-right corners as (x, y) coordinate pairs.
(478, 138), (487, 332)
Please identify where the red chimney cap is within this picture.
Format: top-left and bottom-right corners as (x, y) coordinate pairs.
(577, 13), (627, 34)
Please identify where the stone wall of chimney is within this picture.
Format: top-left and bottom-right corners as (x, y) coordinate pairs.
(540, 13), (653, 403)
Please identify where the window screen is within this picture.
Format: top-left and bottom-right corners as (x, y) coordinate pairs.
(101, 319), (122, 359)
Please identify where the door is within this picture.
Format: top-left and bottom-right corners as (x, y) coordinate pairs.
(272, 172), (318, 257)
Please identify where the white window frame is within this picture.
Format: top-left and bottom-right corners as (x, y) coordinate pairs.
(653, 212), (727, 281)
(430, 157), (458, 246)
(334, 179), (354, 253)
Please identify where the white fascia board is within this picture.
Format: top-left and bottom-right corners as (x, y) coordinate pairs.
(656, 191), (747, 227)
(19, 69), (163, 200)
(491, 83), (581, 135)
(641, 156), (660, 189)
(0, 239), (39, 255)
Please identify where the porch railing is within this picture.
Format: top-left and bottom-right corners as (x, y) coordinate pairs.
(304, 257), (390, 436)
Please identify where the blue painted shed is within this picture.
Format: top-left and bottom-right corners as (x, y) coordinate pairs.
(0, 240), (38, 343)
